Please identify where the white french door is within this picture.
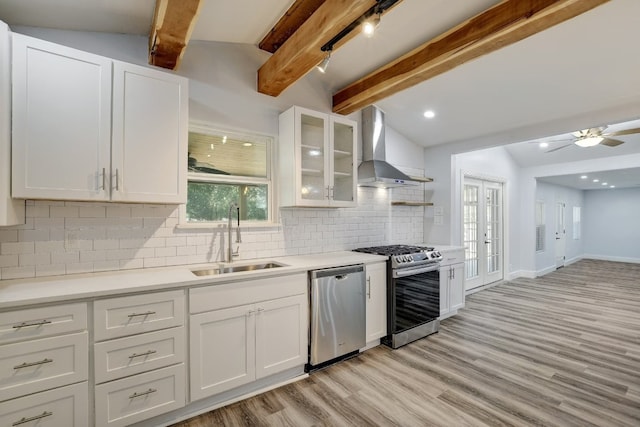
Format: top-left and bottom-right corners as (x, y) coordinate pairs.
(463, 178), (503, 291)
(555, 202), (566, 269)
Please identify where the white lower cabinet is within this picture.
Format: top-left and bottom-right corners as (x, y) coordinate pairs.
(0, 382), (88, 427)
(365, 262), (387, 343)
(95, 364), (185, 427)
(189, 274), (307, 402)
(0, 332), (88, 402)
(439, 249), (466, 319)
(93, 290), (187, 426)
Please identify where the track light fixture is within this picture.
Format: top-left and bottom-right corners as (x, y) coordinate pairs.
(362, 12), (381, 37)
(316, 49), (332, 73)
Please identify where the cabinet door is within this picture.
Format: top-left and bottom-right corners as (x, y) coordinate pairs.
(439, 268), (450, 317)
(449, 263), (465, 312)
(329, 116), (357, 207)
(111, 61), (187, 203)
(296, 107), (330, 206)
(255, 294), (307, 379)
(189, 305), (255, 401)
(365, 262), (387, 342)
(1, 22), (24, 225)
(12, 34), (112, 200)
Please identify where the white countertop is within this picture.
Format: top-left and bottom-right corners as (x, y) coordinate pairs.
(0, 251), (387, 310)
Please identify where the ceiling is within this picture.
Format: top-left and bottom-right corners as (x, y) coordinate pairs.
(538, 167), (640, 190)
(1, 0), (640, 184)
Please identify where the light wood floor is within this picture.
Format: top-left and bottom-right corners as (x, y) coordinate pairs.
(173, 260), (640, 426)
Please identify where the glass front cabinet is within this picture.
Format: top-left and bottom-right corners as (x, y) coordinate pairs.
(278, 106), (357, 207)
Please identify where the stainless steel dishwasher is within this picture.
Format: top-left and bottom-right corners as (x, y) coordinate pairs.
(308, 264), (366, 370)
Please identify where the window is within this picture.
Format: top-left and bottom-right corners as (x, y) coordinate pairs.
(573, 206), (581, 240)
(185, 124), (273, 224)
(535, 201), (545, 252)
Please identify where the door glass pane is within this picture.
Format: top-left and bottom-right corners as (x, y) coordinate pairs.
(464, 184), (479, 280)
(300, 114), (326, 201)
(332, 121), (354, 202)
(486, 188), (500, 274)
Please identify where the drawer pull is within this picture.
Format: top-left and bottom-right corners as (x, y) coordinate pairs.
(127, 311), (156, 318)
(129, 388), (157, 399)
(129, 350), (157, 359)
(12, 320), (52, 329)
(12, 411), (53, 426)
(13, 358), (53, 370)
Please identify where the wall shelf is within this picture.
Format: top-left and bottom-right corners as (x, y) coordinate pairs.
(391, 201), (434, 206)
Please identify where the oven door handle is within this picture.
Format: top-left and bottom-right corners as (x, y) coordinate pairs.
(393, 263), (440, 278)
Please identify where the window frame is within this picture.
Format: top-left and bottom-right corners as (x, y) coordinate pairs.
(178, 122), (278, 228)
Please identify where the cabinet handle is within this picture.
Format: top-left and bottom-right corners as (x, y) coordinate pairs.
(12, 411), (53, 426)
(325, 186), (330, 200)
(129, 350), (157, 359)
(329, 186), (334, 199)
(451, 269), (455, 280)
(127, 311), (156, 318)
(12, 319), (51, 329)
(246, 309), (256, 317)
(101, 167), (106, 190)
(257, 308), (265, 313)
(14, 358), (53, 370)
(129, 388), (157, 399)
(366, 276), (371, 299)
(114, 168), (120, 191)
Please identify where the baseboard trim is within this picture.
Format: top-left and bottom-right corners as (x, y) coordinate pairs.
(507, 270), (535, 280)
(582, 254), (640, 264)
(536, 265), (557, 277)
(565, 255), (583, 266)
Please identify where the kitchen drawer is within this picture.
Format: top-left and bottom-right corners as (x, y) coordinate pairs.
(190, 272), (306, 314)
(95, 363), (185, 427)
(94, 290), (185, 341)
(440, 249), (465, 266)
(0, 303), (87, 345)
(94, 326), (185, 384)
(0, 382), (88, 427)
(0, 332), (88, 402)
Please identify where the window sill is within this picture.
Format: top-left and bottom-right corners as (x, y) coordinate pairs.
(175, 221), (281, 230)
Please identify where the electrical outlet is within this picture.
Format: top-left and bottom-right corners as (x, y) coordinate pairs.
(65, 230), (79, 250)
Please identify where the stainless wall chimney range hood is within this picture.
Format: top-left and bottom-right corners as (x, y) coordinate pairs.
(358, 105), (417, 188)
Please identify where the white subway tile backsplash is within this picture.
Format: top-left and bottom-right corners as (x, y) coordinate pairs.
(1, 242), (35, 255)
(0, 180), (427, 280)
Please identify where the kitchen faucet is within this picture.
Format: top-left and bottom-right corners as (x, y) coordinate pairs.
(227, 203), (241, 262)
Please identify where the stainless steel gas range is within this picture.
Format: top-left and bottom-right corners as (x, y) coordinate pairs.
(354, 245), (442, 348)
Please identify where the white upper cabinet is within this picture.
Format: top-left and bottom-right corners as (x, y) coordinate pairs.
(111, 61), (187, 203)
(12, 34), (112, 201)
(11, 34), (188, 204)
(0, 21), (24, 225)
(279, 106), (357, 207)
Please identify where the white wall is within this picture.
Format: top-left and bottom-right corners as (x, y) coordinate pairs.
(0, 27), (426, 281)
(534, 182), (584, 274)
(583, 187), (640, 263)
(519, 152), (640, 275)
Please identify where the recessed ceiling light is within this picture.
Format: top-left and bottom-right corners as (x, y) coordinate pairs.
(222, 136), (227, 144)
(539, 142), (549, 149)
(210, 143), (214, 150)
(243, 142), (252, 147)
(601, 182), (608, 186)
(580, 175), (588, 179)
(423, 110), (435, 119)
(593, 179), (599, 183)
(610, 185), (616, 188)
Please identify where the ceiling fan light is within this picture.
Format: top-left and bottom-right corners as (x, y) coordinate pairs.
(574, 136), (603, 147)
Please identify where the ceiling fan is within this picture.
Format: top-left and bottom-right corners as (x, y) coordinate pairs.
(543, 126), (640, 153)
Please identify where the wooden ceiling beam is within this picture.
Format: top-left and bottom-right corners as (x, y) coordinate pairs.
(149, 0), (203, 70)
(259, 0), (327, 53)
(332, 0), (611, 115)
(258, 0), (377, 97)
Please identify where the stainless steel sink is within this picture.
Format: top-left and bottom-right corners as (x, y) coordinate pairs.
(191, 262), (285, 277)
